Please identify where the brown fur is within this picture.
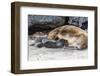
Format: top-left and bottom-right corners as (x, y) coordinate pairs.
(48, 25), (88, 49)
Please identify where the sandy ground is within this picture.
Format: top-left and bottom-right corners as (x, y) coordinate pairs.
(28, 45), (88, 61)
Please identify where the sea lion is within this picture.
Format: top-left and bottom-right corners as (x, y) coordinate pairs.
(48, 25), (87, 49)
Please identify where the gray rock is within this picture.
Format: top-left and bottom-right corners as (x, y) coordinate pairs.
(68, 17), (88, 30)
(35, 37), (44, 43)
(28, 15), (88, 35)
(28, 15), (65, 27)
(28, 15), (66, 35)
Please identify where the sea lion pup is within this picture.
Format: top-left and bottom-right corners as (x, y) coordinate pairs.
(48, 25), (88, 49)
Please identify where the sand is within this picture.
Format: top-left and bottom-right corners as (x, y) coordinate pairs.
(28, 45), (88, 61)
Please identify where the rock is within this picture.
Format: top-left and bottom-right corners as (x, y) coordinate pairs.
(30, 43), (35, 46)
(28, 15), (66, 35)
(68, 17), (88, 30)
(81, 21), (88, 30)
(30, 32), (48, 40)
(35, 37), (44, 43)
(28, 15), (88, 35)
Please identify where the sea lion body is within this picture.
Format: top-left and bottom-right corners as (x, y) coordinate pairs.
(48, 25), (87, 49)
